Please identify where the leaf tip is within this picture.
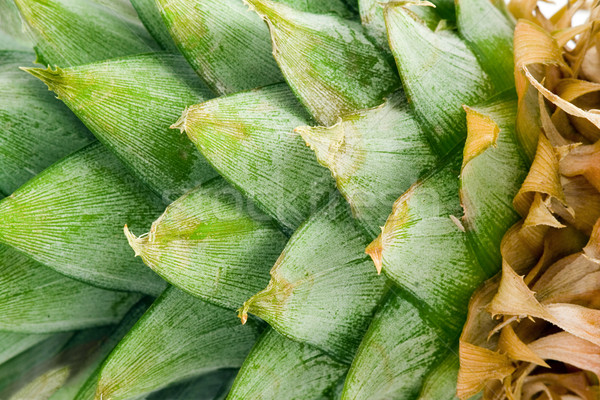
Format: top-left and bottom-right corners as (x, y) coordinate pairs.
(366, 234), (384, 274)
(170, 107), (190, 134)
(20, 65), (64, 93)
(124, 224), (143, 258)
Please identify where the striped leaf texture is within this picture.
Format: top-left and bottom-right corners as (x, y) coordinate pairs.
(153, 0), (354, 96)
(246, 0), (400, 126)
(0, 0), (540, 397)
(25, 53), (218, 202)
(14, 0), (159, 67)
(176, 84), (336, 233)
(95, 287), (262, 400)
(0, 50), (94, 196)
(125, 177), (287, 310)
(227, 328), (348, 399)
(0, 243), (140, 333)
(0, 143), (166, 295)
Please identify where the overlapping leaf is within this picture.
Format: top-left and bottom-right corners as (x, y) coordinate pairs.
(246, 0), (400, 126)
(125, 177), (287, 310)
(0, 243), (140, 333)
(25, 53), (217, 202)
(0, 50), (94, 196)
(174, 84), (336, 233)
(0, 143), (166, 295)
(14, 0), (158, 67)
(95, 287), (262, 400)
(227, 328), (348, 400)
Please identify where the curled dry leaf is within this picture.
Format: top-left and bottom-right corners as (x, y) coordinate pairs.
(458, 2), (600, 398)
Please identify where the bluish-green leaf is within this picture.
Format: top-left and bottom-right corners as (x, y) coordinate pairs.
(456, 0), (515, 92)
(246, 0), (400, 126)
(125, 177), (287, 310)
(130, 0), (178, 52)
(96, 287), (262, 400)
(297, 91), (437, 237)
(0, 143), (166, 295)
(0, 50), (94, 196)
(369, 157), (487, 334)
(227, 328), (348, 400)
(384, 3), (492, 155)
(240, 195), (386, 363)
(175, 84), (336, 233)
(154, 0), (354, 95)
(0, 243), (140, 333)
(48, 298), (153, 400)
(25, 53), (217, 202)
(0, 331), (51, 366)
(0, 333), (73, 396)
(14, 0), (159, 67)
(0, 0), (32, 51)
(341, 292), (450, 400)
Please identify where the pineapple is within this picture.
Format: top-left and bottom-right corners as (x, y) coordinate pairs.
(0, 0), (597, 399)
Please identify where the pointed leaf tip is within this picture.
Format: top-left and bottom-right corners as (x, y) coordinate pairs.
(20, 66), (64, 92)
(170, 107), (190, 133)
(366, 235), (384, 274)
(124, 224), (143, 258)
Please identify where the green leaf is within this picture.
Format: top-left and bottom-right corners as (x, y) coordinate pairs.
(246, 0), (400, 126)
(96, 287), (262, 400)
(0, 333), (73, 395)
(145, 370), (237, 400)
(14, 0), (159, 67)
(0, 0), (33, 51)
(415, 351), (461, 400)
(1, 326), (128, 399)
(0, 331), (51, 366)
(456, 0), (515, 92)
(296, 91), (438, 237)
(384, 3), (492, 155)
(154, 0), (281, 96)
(0, 243), (140, 333)
(24, 53), (217, 202)
(154, 0), (354, 96)
(48, 299), (153, 400)
(341, 292), (450, 400)
(459, 92), (528, 272)
(0, 50), (94, 196)
(240, 195), (387, 363)
(174, 84), (336, 233)
(368, 156), (487, 334)
(129, 0), (178, 52)
(228, 328), (348, 400)
(0, 143), (166, 295)
(125, 177), (288, 310)
(358, 0), (441, 50)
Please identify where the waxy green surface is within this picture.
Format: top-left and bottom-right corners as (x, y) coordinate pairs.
(228, 328), (348, 400)
(177, 84), (336, 233)
(26, 53), (218, 202)
(241, 196), (387, 363)
(96, 287), (262, 400)
(126, 177), (287, 310)
(0, 0), (33, 51)
(385, 2), (492, 155)
(0, 143), (166, 295)
(14, 0), (158, 67)
(0, 244), (140, 333)
(297, 91), (437, 237)
(341, 293), (451, 400)
(130, 0), (178, 52)
(246, 0), (400, 126)
(341, 1), (527, 397)
(155, 0), (354, 96)
(0, 51), (94, 196)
